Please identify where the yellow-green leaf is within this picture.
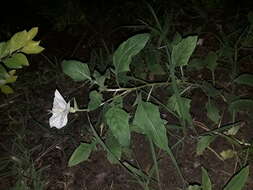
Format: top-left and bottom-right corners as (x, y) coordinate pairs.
(0, 85), (14, 94)
(220, 149), (236, 160)
(7, 30), (29, 53)
(21, 40), (44, 54)
(0, 42), (9, 59)
(27, 27), (38, 40)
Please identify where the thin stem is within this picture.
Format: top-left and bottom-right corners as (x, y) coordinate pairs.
(149, 137), (162, 190)
(87, 114), (149, 189)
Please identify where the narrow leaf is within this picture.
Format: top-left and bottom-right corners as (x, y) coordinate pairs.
(229, 99), (253, 113)
(62, 60), (91, 81)
(105, 107), (130, 147)
(68, 143), (94, 167)
(234, 74), (253, 87)
(172, 36), (198, 66)
(201, 167), (212, 190)
(113, 33), (150, 74)
(223, 166), (249, 190)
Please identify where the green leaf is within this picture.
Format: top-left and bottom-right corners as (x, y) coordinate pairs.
(106, 131), (122, 164)
(234, 74), (253, 87)
(205, 51), (218, 71)
(224, 125), (240, 136)
(7, 30), (29, 53)
(68, 143), (94, 167)
(0, 42), (9, 59)
(206, 100), (220, 124)
(146, 51), (165, 75)
(220, 149), (237, 160)
(21, 40), (44, 54)
(167, 94), (192, 123)
(5, 70), (17, 84)
(27, 27), (38, 40)
(113, 33), (150, 74)
(0, 65), (8, 80)
(105, 107), (130, 147)
(3, 53), (29, 69)
(111, 96), (123, 108)
(0, 85), (14, 94)
(133, 101), (168, 150)
(201, 82), (220, 97)
(88, 90), (103, 111)
(93, 70), (109, 91)
(62, 60), (91, 82)
(196, 135), (216, 155)
(229, 99), (253, 113)
(223, 165), (249, 190)
(201, 167), (212, 190)
(172, 36), (198, 66)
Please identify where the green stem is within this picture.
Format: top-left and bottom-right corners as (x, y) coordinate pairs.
(87, 114), (150, 189)
(149, 137), (162, 190)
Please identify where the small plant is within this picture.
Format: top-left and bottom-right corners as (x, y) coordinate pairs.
(46, 8), (253, 189)
(0, 27), (44, 94)
(0, 132), (45, 190)
(187, 166), (249, 190)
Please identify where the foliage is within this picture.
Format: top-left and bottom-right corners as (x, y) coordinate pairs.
(54, 9), (253, 187)
(0, 27), (44, 94)
(187, 166), (249, 190)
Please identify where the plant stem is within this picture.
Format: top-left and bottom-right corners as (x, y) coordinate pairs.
(149, 137), (162, 190)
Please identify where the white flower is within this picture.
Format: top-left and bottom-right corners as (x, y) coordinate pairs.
(49, 89), (70, 129)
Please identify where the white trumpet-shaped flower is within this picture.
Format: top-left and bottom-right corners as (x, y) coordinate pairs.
(49, 89), (70, 129)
